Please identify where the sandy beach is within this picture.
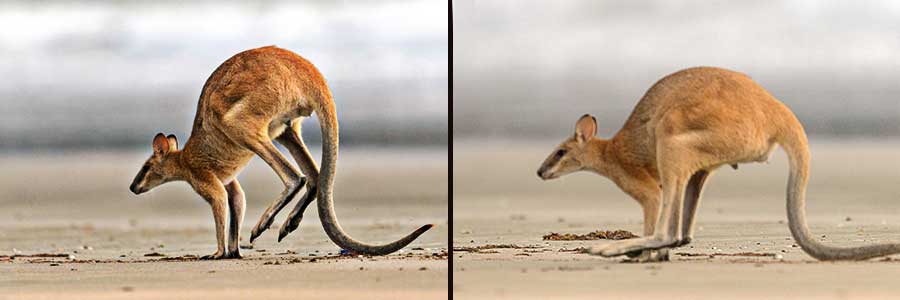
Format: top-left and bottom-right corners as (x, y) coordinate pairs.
(0, 147), (448, 300)
(453, 139), (900, 300)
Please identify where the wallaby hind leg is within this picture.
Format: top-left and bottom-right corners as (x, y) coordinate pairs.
(626, 194), (670, 262)
(589, 137), (695, 257)
(225, 179), (245, 258)
(245, 128), (306, 243)
(590, 173), (687, 257)
(677, 170), (710, 246)
(274, 120), (320, 241)
(606, 127), (752, 258)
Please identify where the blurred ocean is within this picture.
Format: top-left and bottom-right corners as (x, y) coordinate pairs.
(454, 0), (900, 140)
(0, 0), (448, 151)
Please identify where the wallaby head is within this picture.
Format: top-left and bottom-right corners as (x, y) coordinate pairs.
(537, 114), (600, 180)
(130, 133), (181, 195)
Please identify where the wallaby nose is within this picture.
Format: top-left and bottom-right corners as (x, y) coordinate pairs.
(536, 169), (545, 179)
(129, 183), (140, 195)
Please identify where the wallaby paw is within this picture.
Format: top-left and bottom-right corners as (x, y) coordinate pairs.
(201, 252), (227, 260)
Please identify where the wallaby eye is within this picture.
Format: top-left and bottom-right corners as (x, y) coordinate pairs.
(555, 149), (567, 158)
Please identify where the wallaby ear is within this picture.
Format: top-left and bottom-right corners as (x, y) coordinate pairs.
(574, 114), (597, 143)
(166, 134), (178, 152)
(152, 133), (170, 155)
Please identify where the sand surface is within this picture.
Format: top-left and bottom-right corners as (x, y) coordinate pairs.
(0, 147), (448, 300)
(453, 139), (900, 300)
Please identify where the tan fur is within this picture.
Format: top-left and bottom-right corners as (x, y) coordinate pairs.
(130, 46), (432, 259)
(538, 66), (900, 261)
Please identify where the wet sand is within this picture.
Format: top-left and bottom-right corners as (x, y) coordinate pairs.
(454, 139), (900, 300)
(0, 147), (448, 300)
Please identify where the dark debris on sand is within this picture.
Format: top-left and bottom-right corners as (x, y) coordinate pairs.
(675, 252), (777, 258)
(453, 244), (543, 253)
(155, 255), (199, 262)
(543, 230), (639, 241)
(1, 253), (75, 262)
(9, 248), (446, 265)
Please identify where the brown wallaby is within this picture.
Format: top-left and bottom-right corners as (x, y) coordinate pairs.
(537, 66), (900, 262)
(129, 46), (432, 259)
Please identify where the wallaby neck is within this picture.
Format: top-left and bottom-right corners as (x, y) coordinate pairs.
(583, 138), (631, 182)
(162, 150), (190, 182)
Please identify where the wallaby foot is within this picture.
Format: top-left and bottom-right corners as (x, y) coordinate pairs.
(588, 236), (679, 257)
(249, 178), (305, 243)
(278, 184), (318, 242)
(673, 237), (692, 247)
(625, 249), (643, 258)
(201, 250), (242, 260)
(623, 248), (669, 263)
(201, 251), (227, 260)
(223, 250), (243, 259)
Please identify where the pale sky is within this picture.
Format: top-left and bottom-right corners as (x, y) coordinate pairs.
(454, 0), (900, 138)
(0, 1), (448, 149)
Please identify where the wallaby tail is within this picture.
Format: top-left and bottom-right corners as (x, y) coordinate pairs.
(313, 96), (433, 255)
(781, 119), (900, 260)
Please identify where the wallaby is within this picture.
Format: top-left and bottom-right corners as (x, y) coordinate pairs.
(129, 46), (432, 259)
(537, 66), (900, 262)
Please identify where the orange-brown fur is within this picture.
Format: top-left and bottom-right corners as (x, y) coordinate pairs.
(538, 67), (900, 262)
(130, 46), (431, 259)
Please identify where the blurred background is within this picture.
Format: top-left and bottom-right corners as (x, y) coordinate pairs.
(0, 0), (447, 260)
(455, 0), (900, 139)
(453, 3), (900, 296)
(0, 0), (448, 150)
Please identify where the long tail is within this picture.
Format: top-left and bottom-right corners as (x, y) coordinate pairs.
(313, 96), (433, 255)
(781, 120), (900, 260)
